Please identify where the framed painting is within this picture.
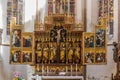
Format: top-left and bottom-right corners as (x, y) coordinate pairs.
(83, 32), (95, 65)
(11, 27), (22, 48)
(83, 50), (95, 64)
(21, 50), (33, 64)
(95, 25), (107, 48)
(83, 32), (95, 48)
(95, 49), (106, 64)
(10, 49), (22, 64)
(22, 32), (34, 49)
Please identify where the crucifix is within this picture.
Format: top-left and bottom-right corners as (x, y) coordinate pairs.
(56, 28), (62, 43)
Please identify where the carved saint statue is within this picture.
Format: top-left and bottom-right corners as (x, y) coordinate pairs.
(43, 44), (49, 63)
(56, 28), (62, 43)
(75, 44), (81, 63)
(60, 44), (66, 63)
(36, 51), (42, 63)
(49, 44), (56, 63)
(68, 44), (74, 63)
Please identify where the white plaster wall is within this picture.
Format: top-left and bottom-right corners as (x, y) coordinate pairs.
(1, 0), (9, 44)
(24, 0), (47, 32)
(24, 0), (36, 32)
(86, 0), (92, 32)
(91, 0), (98, 31)
(76, 0), (82, 23)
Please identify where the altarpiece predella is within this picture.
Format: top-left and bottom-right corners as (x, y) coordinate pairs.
(9, 0), (108, 78)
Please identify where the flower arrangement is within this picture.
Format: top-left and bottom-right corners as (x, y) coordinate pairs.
(13, 71), (24, 80)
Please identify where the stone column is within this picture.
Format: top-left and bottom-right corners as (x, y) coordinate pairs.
(118, 0), (120, 43)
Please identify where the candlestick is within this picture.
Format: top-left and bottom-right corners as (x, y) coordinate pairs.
(76, 64), (77, 76)
(47, 66), (48, 76)
(71, 65), (72, 76)
(76, 64), (77, 72)
(66, 66), (68, 73)
(42, 65), (44, 76)
(37, 64), (39, 72)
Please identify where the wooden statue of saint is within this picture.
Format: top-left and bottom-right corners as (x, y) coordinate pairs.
(49, 43), (57, 63)
(67, 43), (74, 63)
(42, 44), (49, 63)
(60, 43), (66, 63)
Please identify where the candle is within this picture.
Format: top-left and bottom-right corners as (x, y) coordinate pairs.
(66, 66), (68, 72)
(76, 64), (77, 72)
(71, 65), (72, 76)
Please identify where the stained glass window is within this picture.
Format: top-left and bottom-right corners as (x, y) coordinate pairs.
(7, 0), (24, 35)
(98, 0), (114, 35)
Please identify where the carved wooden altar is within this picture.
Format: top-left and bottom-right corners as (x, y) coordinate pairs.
(9, 0), (109, 80)
(33, 13), (85, 77)
(33, 0), (86, 77)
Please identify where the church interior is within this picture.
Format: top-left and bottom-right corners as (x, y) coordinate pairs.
(0, 0), (120, 80)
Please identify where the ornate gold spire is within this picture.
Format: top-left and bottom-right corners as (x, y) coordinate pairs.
(36, 0), (39, 23)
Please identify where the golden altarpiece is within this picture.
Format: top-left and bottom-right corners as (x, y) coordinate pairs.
(33, 12), (85, 77)
(9, 0), (108, 80)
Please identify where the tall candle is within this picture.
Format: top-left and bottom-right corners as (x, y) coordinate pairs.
(66, 66), (68, 72)
(53, 0), (55, 13)
(71, 65), (72, 76)
(76, 64), (77, 72)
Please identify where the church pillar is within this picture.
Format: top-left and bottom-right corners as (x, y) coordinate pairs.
(81, 0), (86, 31)
(118, 0), (120, 43)
(86, 0), (92, 32)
